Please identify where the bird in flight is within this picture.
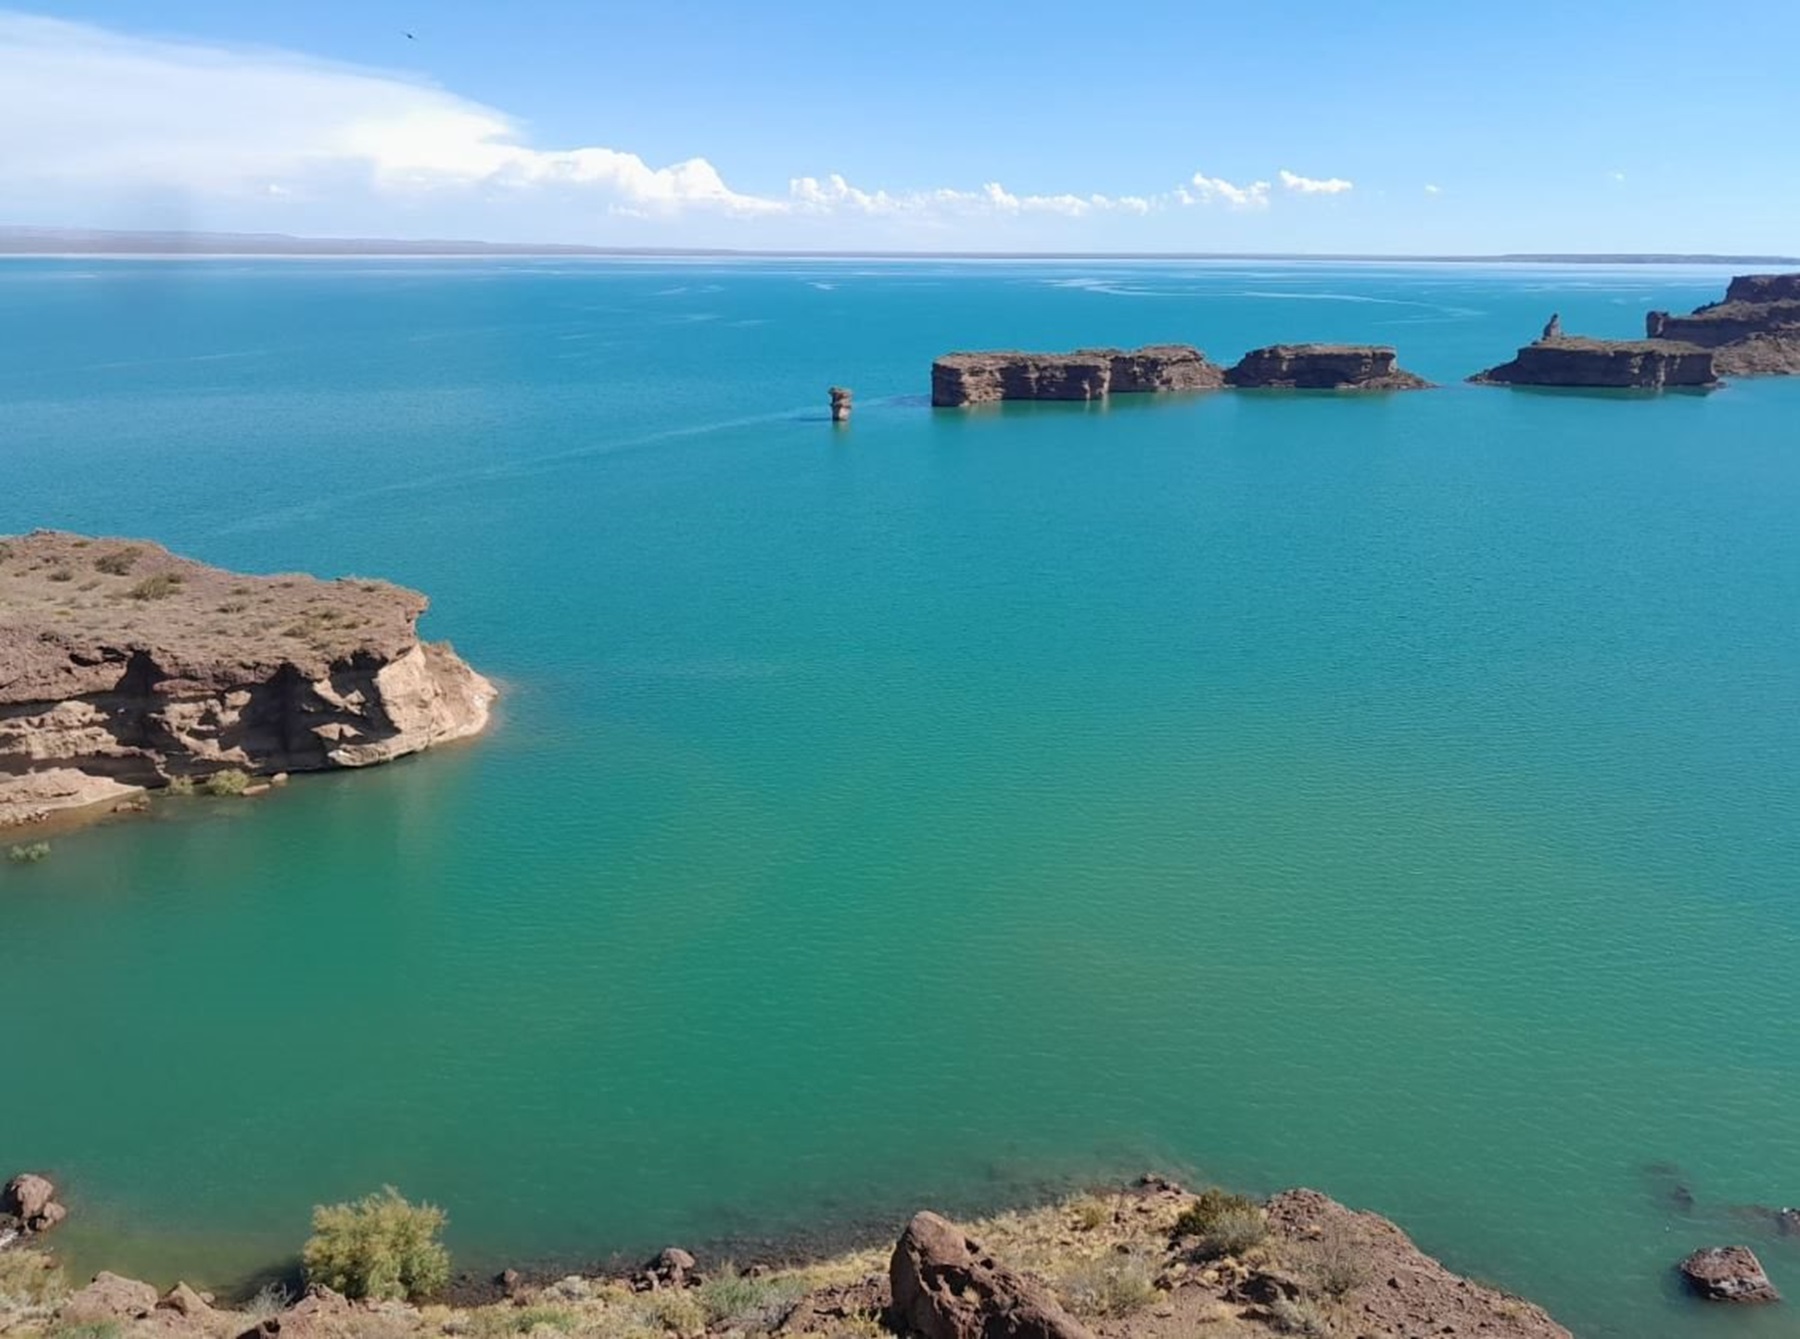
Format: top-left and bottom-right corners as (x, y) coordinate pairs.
(404, 31), (416, 40)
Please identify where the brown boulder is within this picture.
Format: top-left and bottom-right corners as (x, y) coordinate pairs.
(63, 1272), (160, 1324)
(159, 1282), (214, 1317)
(2, 1173), (59, 1229)
(889, 1210), (1095, 1339)
(1679, 1246), (1780, 1302)
(632, 1246), (699, 1292)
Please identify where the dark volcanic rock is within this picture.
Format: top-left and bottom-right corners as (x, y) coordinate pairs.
(1473, 337), (1717, 389)
(1678, 1246), (1780, 1303)
(930, 346), (1224, 407)
(1224, 344), (1431, 390)
(890, 1210), (1094, 1339)
(1645, 273), (1800, 376)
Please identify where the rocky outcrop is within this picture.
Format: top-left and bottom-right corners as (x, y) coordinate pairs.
(1, 532), (496, 828)
(890, 1210), (1095, 1339)
(1678, 1246), (1780, 1303)
(1646, 273), (1800, 375)
(1, 1173), (66, 1237)
(1225, 344), (1431, 390)
(61, 1272), (160, 1325)
(931, 346), (1225, 407)
(829, 387), (853, 423)
(1472, 337), (1718, 389)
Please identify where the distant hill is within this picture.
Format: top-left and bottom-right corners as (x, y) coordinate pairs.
(1, 226), (1795, 265)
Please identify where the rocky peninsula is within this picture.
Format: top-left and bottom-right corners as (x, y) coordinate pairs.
(1472, 336), (1719, 389)
(931, 346), (1225, 407)
(0, 532), (495, 828)
(1225, 345), (1431, 390)
(1647, 273), (1800, 375)
(0, 1174), (1576, 1339)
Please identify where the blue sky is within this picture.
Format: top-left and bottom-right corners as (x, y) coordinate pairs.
(5, 1), (1798, 252)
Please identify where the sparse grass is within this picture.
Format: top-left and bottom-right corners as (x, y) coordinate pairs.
(1294, 1224), (1372, 1299)
(1057, 1249), (1160, 1319)
(696, 1267), (806, 1331)
(1266, 1296), (1329, 1336)
(93, 547), (141, 575)
(630, 1288), (706, 1337)
(47, 567), (74, 582)
(199, 770), (252, 797)
(126, 572), (184, 600)
(303, 1186), (449, 1302)
(0, 541), (12, 563)
(217, 601), (249, 614)
(7, 841), (52, 863)
(1069, 1195), (1112, 1231)
(47, 1323), (122, 1339)
(242, 1281), (291, 1322)
(0, 1248), (67, 1307)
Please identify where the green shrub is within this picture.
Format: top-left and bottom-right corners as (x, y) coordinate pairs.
(697, 1269), (805, 1331)
(163, 775), (196, 796)
(302, 1186), (449, 1301)
(47, 567), (74, 582)
(1057, 1250), (1160, 1318)
(93, 548), (141, 576)
(7, 842), (52, 864)
(1068, 1195), (1111, 1231)
(1172, 1187), (1262, 1239)
(127, 572), (184, 601)
(242, 1281), (291, 1322)
(199, 770), (252, 797)
(0, 541), (12, 563)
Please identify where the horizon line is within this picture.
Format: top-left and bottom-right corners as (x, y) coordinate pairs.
(1, 225), (1796, 266)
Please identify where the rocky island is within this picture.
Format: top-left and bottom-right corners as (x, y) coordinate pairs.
(930, 345), (1225, 407)
(1472, 335), (1719, 389)
(1647, 272), (1800, 375)
(1225, 344), (1431, 390)
(0, 532), (495, 828)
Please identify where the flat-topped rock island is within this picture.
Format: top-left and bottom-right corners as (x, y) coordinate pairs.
(0, 531), (496, 828)
(1647, 273), (1800, 376)
(1225, 343), (1431, 390)
(931, 342), (1428, 406)
(1473, 336), (1719, 389)
(930, 345), (1225, 406)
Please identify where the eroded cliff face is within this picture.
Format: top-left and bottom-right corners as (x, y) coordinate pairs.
(930, 345), (1224, 407)
(1645, 273), (1800, 376)
(1224, 344), (1431, 390)
(1472, 337), (1718, 389)
(0, 532), (496, 828)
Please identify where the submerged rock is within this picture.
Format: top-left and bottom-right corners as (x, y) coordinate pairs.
(1224, 344), (1432, 390)
(1678, 1245), (1780, 1302)
(930, 345), (1224, 407)
(890, 1210), (1095, 1339)
(1645, 273), (1800, 376)
(1472, 337), (1718, 389)
(0, 531), (497, 829)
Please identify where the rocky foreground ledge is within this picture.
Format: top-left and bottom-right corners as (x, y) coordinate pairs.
(0, 532), (496, 828)
(0, 1176), (1577, 1339)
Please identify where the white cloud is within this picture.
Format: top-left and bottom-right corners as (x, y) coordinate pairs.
(0, 11), (1361, 240)
(1609, 170), (1628, 184)
(1180, 173), (1271, 210)
(1423, 183), (1442, 196)
(1279, 169), (1354, 196)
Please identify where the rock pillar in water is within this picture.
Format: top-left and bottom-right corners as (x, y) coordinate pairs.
(829, 386), (853, 422)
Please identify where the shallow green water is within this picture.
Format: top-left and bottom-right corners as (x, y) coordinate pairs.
(2, 259), (1797, 1337)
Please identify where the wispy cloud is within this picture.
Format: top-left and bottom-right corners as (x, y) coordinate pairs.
(1179, 173), (1272, 210)
(0, 12), (1358, 238)
(1279, 169), (1354, 196)
(1423, 183), (1443, 196)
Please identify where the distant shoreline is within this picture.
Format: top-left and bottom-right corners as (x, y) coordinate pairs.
(1, 227), (1795, 265)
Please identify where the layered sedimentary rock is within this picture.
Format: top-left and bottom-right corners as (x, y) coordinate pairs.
(1473, 336), (1717, 389)
(1646, 273), (1800, 376)
(1225, 344), (1431, 390)
(1, 531), (496, 827)
(930, 345), (1224, 407)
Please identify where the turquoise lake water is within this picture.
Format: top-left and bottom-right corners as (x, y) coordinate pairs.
(2, 258), (1797, 1337)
